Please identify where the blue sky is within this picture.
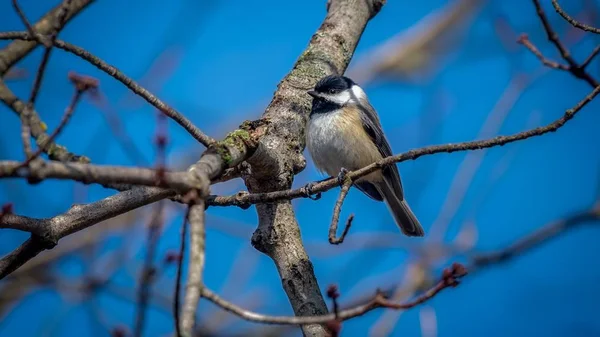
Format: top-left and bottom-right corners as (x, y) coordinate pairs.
(1, 0), (599, 336)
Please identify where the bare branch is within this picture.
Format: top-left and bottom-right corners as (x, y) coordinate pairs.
(0, 32), (215, 147)
(11, 0), (37, 40)
(180, 200), (206, 336)
(200, 263), (466, 326)
(366, 203), (600, 316)
(243, 1), (387, 334)
(0, 120), (261, 279)
(0, 79), (89, 162)
(18, 72), (96, 168)
(517, 34), (569, 70)
(552, 0), (600, 34)
(0, 187), (173, 279)
(12, 0), (73, 106)
(174, 208), (190, 337)
(0, 0), (94, 75)
(328, 178), (354, 245)
(0, 160), (204, 193)
(0, 213), (47, 237)
(530, 0), (599, 87)
(133, 202), (164, 337)
(134, 110), (169, 336)
(581, 45), (600, 68)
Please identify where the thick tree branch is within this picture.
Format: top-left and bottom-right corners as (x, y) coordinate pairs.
(0, 119), (265, 191)
(0, 187), (173, 279)
(0, 160), (209, 193)
(180, 201), (206, 336)
(242, 1), (385, 335)
(0, 123), (264, 280)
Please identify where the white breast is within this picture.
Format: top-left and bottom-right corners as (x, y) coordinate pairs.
(306, 109), (382, 178)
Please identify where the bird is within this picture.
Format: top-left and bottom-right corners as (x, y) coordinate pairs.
(305, 74), (424, 237)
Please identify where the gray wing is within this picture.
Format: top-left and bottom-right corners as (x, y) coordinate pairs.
(356, 100), (405, 201)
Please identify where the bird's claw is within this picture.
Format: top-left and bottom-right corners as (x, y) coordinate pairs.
(302, 182), (321, 200)
(337, 167), (349, 185)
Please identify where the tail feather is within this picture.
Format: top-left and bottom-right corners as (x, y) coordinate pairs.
(378, 183), (425, 237)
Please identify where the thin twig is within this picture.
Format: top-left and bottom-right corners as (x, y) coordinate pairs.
(326, 285), (342, 336)
(0, 1), (91, 163)
(10, 0), (39, 161)
(0, 32), (215, 147)
(18, 72), (96, 168)
(581, 45), (600, 68)
(11, 0), (37, 43)
(174, 208), (190, 337)
(0, 119), (255, 280)
(329, 178), (354, 245)
(133, 202), (164, 337)
(199, 263), (467, 325)
(363, 204), (600, 319)
(0, 79), (89, 163)
(30, 0), (72, 104)
(530, 0), (599, 87)
(0, 0), (93, 76)
(552, 0), (600, 34)
(517, 34), (569, 70)
(0, 187), (174, 280)
(13, 0), (72, 105)
(133, 110), (169, 337)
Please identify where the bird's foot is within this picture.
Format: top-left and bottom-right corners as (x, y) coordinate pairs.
(337, 167), (349, 185)
(302, 182), (322, 200)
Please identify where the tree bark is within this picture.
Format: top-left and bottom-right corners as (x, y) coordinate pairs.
(245, 1), (386, 336)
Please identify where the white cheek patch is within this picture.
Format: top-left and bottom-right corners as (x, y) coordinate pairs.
(351, 85), (367, 103)
(323, 91), (351, 105)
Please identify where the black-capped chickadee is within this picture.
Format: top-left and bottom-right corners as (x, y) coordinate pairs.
(306, 75), (424, 237)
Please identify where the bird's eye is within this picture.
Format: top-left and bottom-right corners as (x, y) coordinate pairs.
(328, 89), (337, 94)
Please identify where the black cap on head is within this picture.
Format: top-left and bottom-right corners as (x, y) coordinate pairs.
(313, 75), (355, 94)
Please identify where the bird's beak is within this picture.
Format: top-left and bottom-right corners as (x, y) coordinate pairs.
(307, 90), (319, 98)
